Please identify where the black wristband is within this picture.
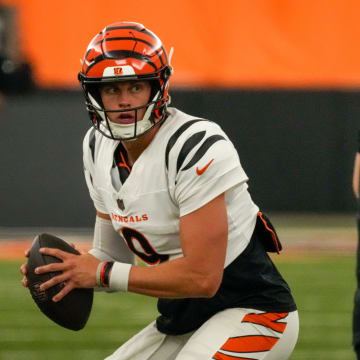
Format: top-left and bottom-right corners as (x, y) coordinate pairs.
(103, 261), (114, 287)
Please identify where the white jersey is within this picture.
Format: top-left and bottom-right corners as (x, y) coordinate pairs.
(83, 107), (259, 267)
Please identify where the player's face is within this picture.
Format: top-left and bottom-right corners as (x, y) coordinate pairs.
(100, 81), (152, 125)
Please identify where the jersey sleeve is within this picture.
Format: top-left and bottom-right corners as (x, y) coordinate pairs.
(89, 216), (136, 264)
(83, 128), (108, 214)
(168, 121), (249, 216)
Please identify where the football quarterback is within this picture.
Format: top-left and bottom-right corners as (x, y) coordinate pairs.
(22, 22), (299, 360)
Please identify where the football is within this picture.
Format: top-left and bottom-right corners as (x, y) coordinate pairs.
(26, 233), (94, 331)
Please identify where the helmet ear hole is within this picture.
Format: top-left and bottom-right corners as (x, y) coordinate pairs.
(87, 83), (103, 107)
(150, 80), (161, 101)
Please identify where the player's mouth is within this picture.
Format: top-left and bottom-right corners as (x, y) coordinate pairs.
(111, 112), (135, 124)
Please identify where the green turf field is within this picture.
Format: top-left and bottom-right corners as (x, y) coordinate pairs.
(0, 255), (356, 360)
(279, 255), (356, 359)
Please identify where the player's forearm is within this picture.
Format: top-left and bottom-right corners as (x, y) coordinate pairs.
(123, 257), (223, 298)
(353, 153), (360, 198)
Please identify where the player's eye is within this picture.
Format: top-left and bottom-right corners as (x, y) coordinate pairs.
(101, 85), (117, 94)
(108, 86), (118, 94)
(131, 83), (141, 93)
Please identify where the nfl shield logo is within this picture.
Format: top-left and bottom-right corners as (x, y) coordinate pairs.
(117, 199), (125, 210)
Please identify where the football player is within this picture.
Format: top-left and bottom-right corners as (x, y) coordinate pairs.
(21, 22), (299, 359)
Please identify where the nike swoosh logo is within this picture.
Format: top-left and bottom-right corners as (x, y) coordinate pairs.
(196, 159), (214, 175)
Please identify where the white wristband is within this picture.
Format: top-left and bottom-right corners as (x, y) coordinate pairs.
(109, 262), (132, 292)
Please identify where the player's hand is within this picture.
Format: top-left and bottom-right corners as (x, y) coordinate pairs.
(20, 248), (30, 288)
(20, 242), (81, 288)
(355, 189), (359, 199)
(35, 248), (100, 302)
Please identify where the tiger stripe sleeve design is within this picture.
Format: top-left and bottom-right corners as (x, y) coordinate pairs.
(165, 117), (248, 217)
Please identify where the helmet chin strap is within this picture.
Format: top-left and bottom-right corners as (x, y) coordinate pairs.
(88, 91), (160, 140)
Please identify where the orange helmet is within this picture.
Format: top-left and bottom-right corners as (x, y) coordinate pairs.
(78, 22), (173, 140)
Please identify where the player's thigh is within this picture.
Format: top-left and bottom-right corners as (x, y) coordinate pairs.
(104, 321), (166, 360)
(105, 320), (194, 360)
(262, 310), (299, 360)
(176, 308), (299, 360)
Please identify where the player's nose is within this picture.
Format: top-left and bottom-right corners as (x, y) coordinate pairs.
(117, 91), (132, 108)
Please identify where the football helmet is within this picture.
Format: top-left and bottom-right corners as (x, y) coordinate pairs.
(78, 22), (173, 140)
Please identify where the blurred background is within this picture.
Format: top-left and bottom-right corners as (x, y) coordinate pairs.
(1, 1), (359, 359)
(0, 0), (359, 226)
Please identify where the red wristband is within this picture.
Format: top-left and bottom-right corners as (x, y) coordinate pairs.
(100, 261), (108, 287)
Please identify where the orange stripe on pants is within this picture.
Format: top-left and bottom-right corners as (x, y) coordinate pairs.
(213, 351), (256, 360)
(220, 335), (279, 353)
(242, 312), (288, 333)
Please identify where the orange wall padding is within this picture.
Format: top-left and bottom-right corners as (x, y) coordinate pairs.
(3, 0), (360, 88)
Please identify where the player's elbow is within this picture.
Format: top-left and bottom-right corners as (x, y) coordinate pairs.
(194, 274), (222, 298)
(201, 283), (220, 298)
